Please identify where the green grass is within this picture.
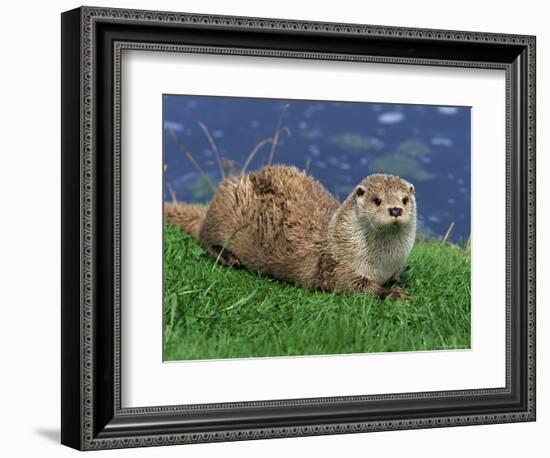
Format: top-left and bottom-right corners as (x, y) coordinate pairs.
(163, 223), (471, 361)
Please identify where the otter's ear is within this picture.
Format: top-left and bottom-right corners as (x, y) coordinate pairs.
(409, 184), (415, 194)
(356, 186), (366, 198)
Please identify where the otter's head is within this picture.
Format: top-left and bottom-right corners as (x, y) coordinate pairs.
(353, 174), (416, 232)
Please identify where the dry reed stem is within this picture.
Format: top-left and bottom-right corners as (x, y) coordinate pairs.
(442, 221), (455, 244)
(168, 128), (216, 193)
(240, 137), (274, 174)
(266, 103), (290, 166)
(198, 121), (225, 180)
(166, 183), (178, 204)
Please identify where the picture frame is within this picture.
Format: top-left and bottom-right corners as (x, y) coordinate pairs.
(61, 5), (536, 450)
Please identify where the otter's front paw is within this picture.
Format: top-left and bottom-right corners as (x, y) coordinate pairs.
(379, 287), (410, 301)
(211, 245), (241, 268)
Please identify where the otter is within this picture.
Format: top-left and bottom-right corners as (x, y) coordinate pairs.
(165, 165), (416, 300)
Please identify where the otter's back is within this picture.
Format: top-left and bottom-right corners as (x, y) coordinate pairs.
(199, 166), (339, 285)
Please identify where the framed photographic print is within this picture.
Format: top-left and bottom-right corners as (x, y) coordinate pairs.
(61, 6), (536, 450)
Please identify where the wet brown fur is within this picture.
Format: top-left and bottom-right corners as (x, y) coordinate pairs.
(164, 203), (207, 239)
(165, 165), (416, 299)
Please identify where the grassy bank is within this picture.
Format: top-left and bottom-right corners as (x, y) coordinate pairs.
(163, 223), (471, 361)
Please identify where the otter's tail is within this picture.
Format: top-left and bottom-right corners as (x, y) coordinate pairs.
(164, 203), (207, 240)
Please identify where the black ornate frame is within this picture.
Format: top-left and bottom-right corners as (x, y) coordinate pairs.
(61, 6), (536, 450)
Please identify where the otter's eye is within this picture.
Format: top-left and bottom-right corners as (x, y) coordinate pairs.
(402, 197), (409, 205)
(373, 197), (382, 206)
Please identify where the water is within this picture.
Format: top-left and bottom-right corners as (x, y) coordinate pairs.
(163, 95), (471, 243)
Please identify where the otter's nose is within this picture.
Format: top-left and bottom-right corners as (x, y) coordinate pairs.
(389, 207), (403, 217)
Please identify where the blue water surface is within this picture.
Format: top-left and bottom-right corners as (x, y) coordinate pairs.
(163, 95), (471, 243)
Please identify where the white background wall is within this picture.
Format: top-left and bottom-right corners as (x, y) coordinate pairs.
(0, 0), (545, 456)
